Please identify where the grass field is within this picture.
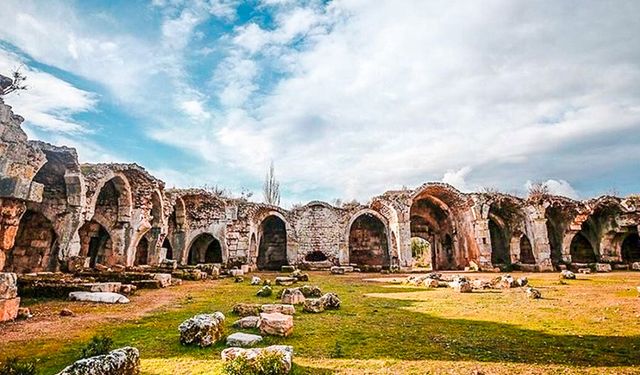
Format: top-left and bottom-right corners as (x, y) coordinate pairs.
(1, 271), (640, 374)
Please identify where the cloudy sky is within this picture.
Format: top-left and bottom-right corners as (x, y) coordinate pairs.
(1, 0), (639, 205)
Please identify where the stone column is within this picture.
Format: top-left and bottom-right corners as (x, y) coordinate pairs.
(525, 205), (554, 271)
(0, 198), (26, 270)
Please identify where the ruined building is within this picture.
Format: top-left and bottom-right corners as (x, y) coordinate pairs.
(1, 98), (640, 276)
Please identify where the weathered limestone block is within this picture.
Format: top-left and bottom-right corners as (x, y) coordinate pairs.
(330, 266), (346, 275)
(233, 316), (260, 329)
(281, 288), (306, 305)
(232, 303), (261, 317)
(578, 268), (591, 274)
(299, 285), (322, 298)
(56, 347), (140, 375)
(275, 277), (296, 286)
(258, 312), (294, 337)
(250, 276), (261, 285)
(471, 279), (491, 290)
(226, 332), (263, 347)
(261, 304), (295, 315)
(68, 292), (130, 304)
(229, 269), (244, 277)
(319, 293), (341, 310)
(178, 312), (225, 347)
(302, 298), (324, 313)
(595, 263), (612, 273)
(0, 297), (20, 321)
(632, 262), (640, 271)
(89, 282), (122, 293)
(560, 270), (576, 279)
(450, 280), (472, 293)
(0, 272), (18, 299)
(281, 265), (296, 273)
(153, 273), (172, 287)
(221, 345), (293, 374)
(525, 287), (542, 299)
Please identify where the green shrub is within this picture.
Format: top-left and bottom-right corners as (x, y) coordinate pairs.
(79, 335), (113, 359)
(0, 357), (37, 375)
(330, 341), (344, 358)
(223, 350), (288, 375)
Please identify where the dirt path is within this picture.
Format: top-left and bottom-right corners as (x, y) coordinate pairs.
(0, 281), (204, 344)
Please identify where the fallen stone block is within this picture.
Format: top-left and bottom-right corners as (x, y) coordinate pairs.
(450, 280), (472, 293)
(261, 304), (295, 315)
(319, 292), (341, 310)
(251, 276), (262, 285)
(89, 282), (122, 293)
(257, 285), (272, 297)
(68, 292), (130, 304)
(179, 312), (225, 347)
(275, 277), (296, 286)
(229, 269), (244, 277)
(258, 313), (294, 337)
(302, 298), (324, 313)
(299, 285), (322, 298)
(578, 268), (591, 274)
(281, 288), (305, 305)
(525, 287), (542, 299)
(226, 332), (263, 347)
(595, 263), (612, 273)
(233, 316), (260, 329)
(233, 303), (262, 317)
(56, 347), (140, 375)
(560, 270), (576, 279)
(281, 265), (296, 273)
(330, 266), (345, 275)
(153, 273), (172, 287)
(631, 262), (640, 271)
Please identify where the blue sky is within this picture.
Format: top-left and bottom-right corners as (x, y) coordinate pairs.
(1, 0), (639, 206)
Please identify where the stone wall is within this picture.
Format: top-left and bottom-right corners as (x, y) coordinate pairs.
(2, 98), (640, 274)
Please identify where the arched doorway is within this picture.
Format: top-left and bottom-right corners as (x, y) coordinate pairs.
(162, 238), (173, 260)
(411, 237), (431, 268)
(489, 219), (509, 264)
(135, 236), (149, 265)
(257, 215), (288, 270)
(188, 234), (222, 264)
(78, 220), (111, 268)
(570, 233), (597, 263)
(621, 232), (640, 263)
(5, 210), (58, 273)
(348, 213), (389, 268)
(519, 235), (535, 264)
(409, 194), (456, 270)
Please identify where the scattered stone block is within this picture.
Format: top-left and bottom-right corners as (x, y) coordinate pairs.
(233, 303), (261, 317)
(258, 312), (294, 337)
(302, 298), (324, 313)
(451, 280), (472, 293)
(179, 312), (225, 347)
(0, 297), (20, 321)
(56, 347), (140, 375)
(319, 292), (341, 310)
(275, 277), (296, 286)
(299, 285), (322, 298)
(631, 262), (640, 271)
(560, 270), (576, 279)
(234, 276), (244, 283)
(525, 287), (542, 299)
(261, 304), (295, 315)
(330, 266), (346, 275)
(250, 276), (262, 285)
(291, 270), (309, 281)
(281, 288), (305, 305)
(516, 277), (528, 287)
(499, 274), (516, 288)
(226, 332), (263, 347)
(578, 268), (591, 274)
(595, 263), (612, 273)
(281, 265), (296, 273)
(153, 273), (172, 287)
(471, 279), (491, 290)
(90, 282), (122, 293)
(233, 316), (260, 329)
(69, 292), (129, 304)
(221, 345), (293, 374)
(257, 285), (272, 297)
(229, 269), (244, 277)
(423, 278), (440, 288)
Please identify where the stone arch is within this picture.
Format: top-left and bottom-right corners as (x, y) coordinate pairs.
(134, 234), (150, 266)
(187, 233), (222, 264)
(488, 216), (510, 265)
(162, 238), (173, 260)
(621, 232), (640, 263)
(89, 174), (132, 223)
(257, 215), (288, 270)
(519, 235), (536, 264)
(78, 220), (112, 268)
(347, 210), (390, 269)
(409, 185), (465, 270)
(5, 210), (59, 273)
(570, 232), (597, 263)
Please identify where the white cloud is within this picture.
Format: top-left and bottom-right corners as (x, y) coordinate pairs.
(442, 167), (474, 193)
(0, 50), (96, 134)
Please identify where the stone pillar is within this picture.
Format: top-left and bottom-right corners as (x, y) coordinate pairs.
(0, 198), (26, 270)
(0, 272), (19, 322)
(525, 205), (554, 271)
(473, 219), (493, 269)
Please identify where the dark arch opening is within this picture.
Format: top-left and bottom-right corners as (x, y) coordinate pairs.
(78, 220), (111, 268)
(188, 234), (222, 265)
(409, 196), (456, 270)
(519, 235), (535, 264)
(305, 251), (328, 262)
(5, 210), (58, 273)
(621, 233), (640, 263)
(257, 215), (288, 270)
(162, 238), (173, 260)
(570, 232), (597, 263)
(348, 213), (389, 268)
(135, 236), (149, 265)
(489, 219), (509, 264)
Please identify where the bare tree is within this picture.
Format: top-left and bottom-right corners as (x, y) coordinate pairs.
(0, 68), (27, 96)
(527, 181), (549, 200)
(263, 161), (280, 206)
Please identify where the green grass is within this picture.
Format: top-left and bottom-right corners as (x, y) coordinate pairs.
(1, 272), (640, 374)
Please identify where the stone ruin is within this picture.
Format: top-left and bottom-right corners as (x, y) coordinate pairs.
(1, 97), (640, 319)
